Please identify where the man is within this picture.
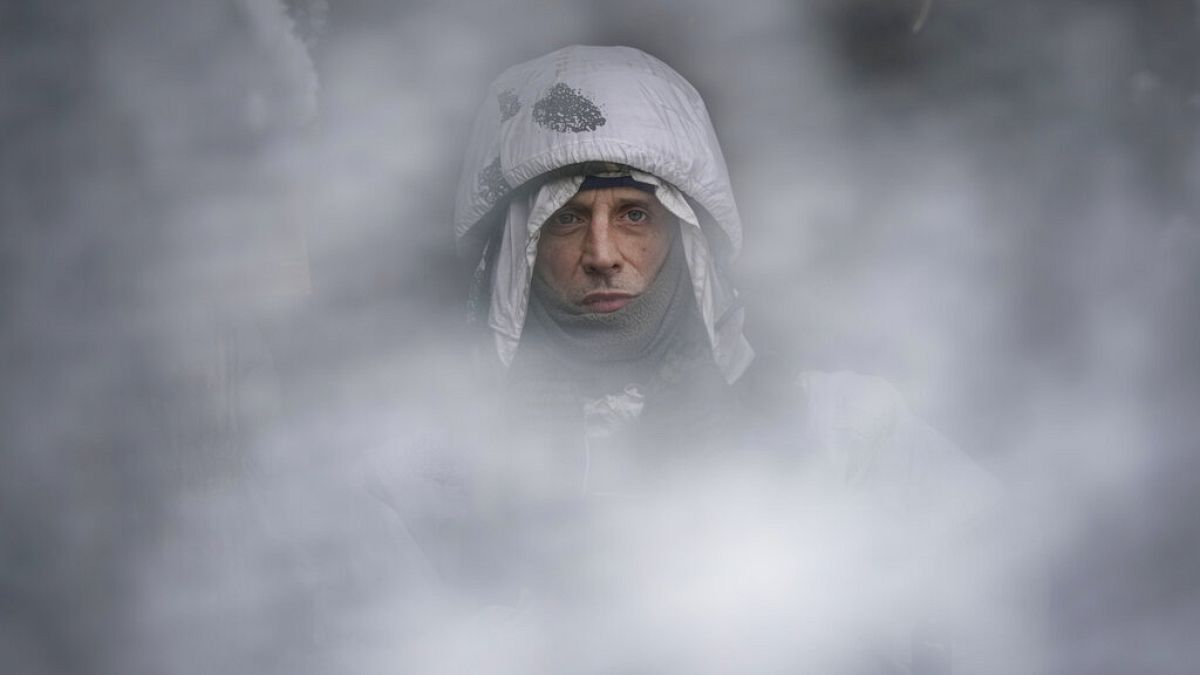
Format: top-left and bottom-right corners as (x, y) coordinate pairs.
(455, 47), (755, 478)
(380, 45), (1019, 673)
(452, 45), (979, 486)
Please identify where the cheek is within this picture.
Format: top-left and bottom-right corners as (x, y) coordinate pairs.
(534, 238), (574, 281)
(643, 229), (672, 271)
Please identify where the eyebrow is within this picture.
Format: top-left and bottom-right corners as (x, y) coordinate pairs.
(562, 195), (656, 211)
(616, 196), (653, 210)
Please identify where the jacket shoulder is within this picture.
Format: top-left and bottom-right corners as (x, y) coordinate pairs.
(796, 370), (1003, 531)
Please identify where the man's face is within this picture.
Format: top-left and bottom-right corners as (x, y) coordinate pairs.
(534, 186), (676, 313)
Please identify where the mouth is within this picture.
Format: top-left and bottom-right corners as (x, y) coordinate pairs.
(580, 291), (636, 313)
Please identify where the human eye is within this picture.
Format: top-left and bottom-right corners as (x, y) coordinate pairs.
(624, 208), (650, 223)
(545, 209), (583, 232)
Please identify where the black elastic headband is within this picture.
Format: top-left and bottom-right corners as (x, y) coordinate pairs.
(578, 174), (657, 193)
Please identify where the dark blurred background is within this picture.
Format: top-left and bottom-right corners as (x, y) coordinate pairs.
(2, 1), (1198, 673)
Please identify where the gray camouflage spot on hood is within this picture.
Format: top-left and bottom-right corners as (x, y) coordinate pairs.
(476, 157), (509, 205)
(533, 83), (606, 133)
(498, 89), (521, 122)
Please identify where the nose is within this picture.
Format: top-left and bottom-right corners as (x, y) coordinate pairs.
(580, 217), (621, 277)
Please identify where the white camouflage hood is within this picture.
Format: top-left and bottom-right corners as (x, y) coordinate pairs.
(454, 45), (753, 383)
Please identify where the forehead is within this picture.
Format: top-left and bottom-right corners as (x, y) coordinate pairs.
(562, 186), (662, 209)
